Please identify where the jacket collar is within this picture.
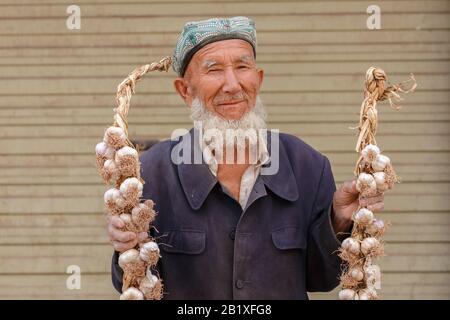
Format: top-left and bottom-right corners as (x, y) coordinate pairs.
(176, 128), (299, 210)
(260, 130), (299, 202)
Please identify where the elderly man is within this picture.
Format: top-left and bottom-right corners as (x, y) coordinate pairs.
(108, 17), (385, 299)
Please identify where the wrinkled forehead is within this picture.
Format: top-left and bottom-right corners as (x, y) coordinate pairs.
(191, 39), (255, 66)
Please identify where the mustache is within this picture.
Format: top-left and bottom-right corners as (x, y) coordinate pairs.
(213, 92), (249, 105)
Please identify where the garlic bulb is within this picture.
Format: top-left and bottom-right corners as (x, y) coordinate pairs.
(104, 188), (127, 214)
(139, 272), (161, 300)
(119, 287), (144, 300)
(115, 146), (139, 177)
(139, 267), (163, 300)
(364, 265), (381, 288)
(360, 237), (380, 256)
(131, 202), (156, 231)
(131, 204), (146, 220)
(349, 267), (364, 281)
(142, 241), (159, 252)
(149, 274), (159, 287)
(103, 159), (117, 171)
(95, 141), (107, 156)
(372, 154), (390, 172)
(356, 173), (377, 196)
(104, 188), (126, 210)
(96, 141), (115, 158)
(116, 145), (138, 159)
(353, 208), (374, 226)
(104, 188), (120, 204)
(103, 159), (119, 182)
(120, 177), (143, 194)
(373, 171), (389, 192)
(104, 126), (127, 149)
(366, 219), (385, 237)
(106, 147), (116, 159)
(338, 288), (357, 300)
(342, 238), (360, 255)
(115, 197), (126, 210)
(140, 275), (158, 291)
(118, 249), (140, 269)
(120, 177), (143, 201)
(358, 287), (378, 300)
(361, 144), (380, 163)
(140, 241), (160, 265)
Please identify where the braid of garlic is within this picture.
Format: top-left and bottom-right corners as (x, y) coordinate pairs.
(114, 57), (172, 149)
(95, 56), (172, 300)
(338, 67), (416, 300)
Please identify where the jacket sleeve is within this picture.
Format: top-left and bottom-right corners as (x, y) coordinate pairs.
(111, 251), (123, 293)
(306, 155), (343, 292)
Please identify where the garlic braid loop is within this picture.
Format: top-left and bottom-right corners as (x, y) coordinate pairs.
(114, 57), (172, 148)
(355, 67), (417, 155)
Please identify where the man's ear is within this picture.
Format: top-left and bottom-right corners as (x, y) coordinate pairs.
(174, 77), (192, 106)
(256, 68), (264, 89)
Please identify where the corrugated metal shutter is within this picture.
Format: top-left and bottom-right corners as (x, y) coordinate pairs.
(0, 0), (448, 299)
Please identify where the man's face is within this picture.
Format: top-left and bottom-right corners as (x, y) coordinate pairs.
(174, 39), (264, 121)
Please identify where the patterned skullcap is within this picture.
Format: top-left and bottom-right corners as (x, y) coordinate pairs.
(172, 16), (257, 76)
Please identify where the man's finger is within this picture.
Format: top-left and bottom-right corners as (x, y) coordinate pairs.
(138, 232), (148, 242)
(110, 216), (125, 229)
(342, 180), (358, 195)
(360, 194), (384, 207)
(113, 239), (138, 253)
(110, 228), (136, 243)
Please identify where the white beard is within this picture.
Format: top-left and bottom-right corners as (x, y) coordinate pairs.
(190, 95), (267, 152)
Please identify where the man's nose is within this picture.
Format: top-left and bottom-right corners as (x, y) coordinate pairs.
(222, 67), (241, 94)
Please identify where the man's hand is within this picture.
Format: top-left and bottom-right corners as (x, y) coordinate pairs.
(331, 180), (385, 235)
(107, 215), (148, 253)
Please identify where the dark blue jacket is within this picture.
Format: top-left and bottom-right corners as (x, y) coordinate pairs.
(112, 129), (342, 299)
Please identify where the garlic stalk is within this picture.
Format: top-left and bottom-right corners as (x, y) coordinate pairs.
(338, 67), (416, 300)
(95, 56), (172, 300)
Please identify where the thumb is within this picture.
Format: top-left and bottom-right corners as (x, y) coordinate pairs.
(341, 180), (358, 195)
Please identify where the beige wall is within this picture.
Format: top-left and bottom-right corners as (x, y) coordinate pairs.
(0, 0), (449, 299)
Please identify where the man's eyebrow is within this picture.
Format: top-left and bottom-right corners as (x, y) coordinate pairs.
(238, 55), (253, 63)
(201, 55), (254, 68)
(202, 59), (218, 68)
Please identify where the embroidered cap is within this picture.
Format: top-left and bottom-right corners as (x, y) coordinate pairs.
(172, 16), (257, 76)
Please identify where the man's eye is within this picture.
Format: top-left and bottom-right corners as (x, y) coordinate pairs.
(237, 65), (249, 69)
(208, 68), (221, 73)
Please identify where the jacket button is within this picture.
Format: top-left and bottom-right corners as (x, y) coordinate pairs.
(235, 279), (244, 289)
(229, 230), (236, 240)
